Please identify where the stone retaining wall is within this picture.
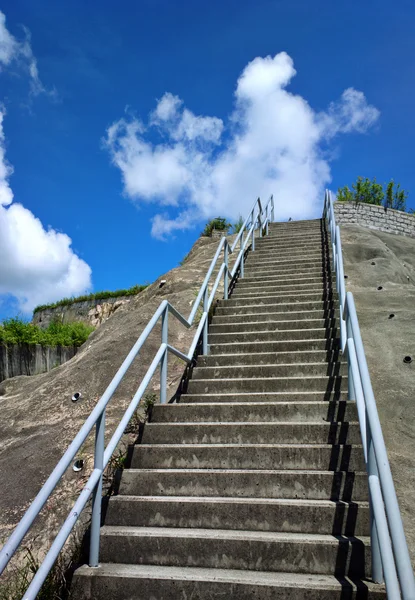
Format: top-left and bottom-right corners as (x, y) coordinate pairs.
(0, 343), (77, 382)
(334, 201), (415, 237)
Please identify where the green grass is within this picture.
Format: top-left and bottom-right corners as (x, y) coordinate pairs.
(33, 284), (149, 314)
(0, 318), (94, 347)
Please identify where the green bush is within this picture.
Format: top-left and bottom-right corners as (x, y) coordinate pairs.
(0, 318), (94, 347)
(33, 284), (148, 314)
(337, 177), (409, 212)
(201, 217), (231, 237)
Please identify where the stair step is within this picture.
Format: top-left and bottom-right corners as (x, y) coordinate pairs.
(120, 468), (368, 501)
(98, 526), (370, 576)
(245, 255), (326, 268)
(152, 401), (357, 423)
(223, 293), (336, 307)
(210, 339), (340, 355)
(181, 390), (346, 403)
(212, 310), (336, 324)
(239, 271), (330, 283)
(248, 244), (327, 255)
(72, 563), (386, 600)
(235, 276), (331, 291)
(141, 422), (361, 445)
(199, 349), (339, 365)
(231, 285), (331, 298)
(132, 443), (364, 471)
(244, 265), (329, 277)
(209, 318), (335, 333)
(215, 300), (336, 316)
(187, 374), (345, 394)
(208, 328), (337, 345)
(192, 362), (345, 379)
(105, 496), (369, 536)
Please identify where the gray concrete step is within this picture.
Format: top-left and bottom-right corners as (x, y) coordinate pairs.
(243, 264), (329, 277)
(256, 234), (323, 244)
(120, 468), (368, 501)
(212, 310), (336, 324)
(187, 373), (345, 394)
(209, 318), (336, 334)
(141, 422), (361, 445)
(132, 443), (364, 471)
(215, 300), (336, 316)
(231, 284), (331, 298)
(223, 292), (336, 307)
(72, 564), (386, 600)
(242, 262), (330, 284)
(98, 526), (370, 576)
(236, 276), (329, 289)
(250, 245), (324, 257)
(208, 328), (337, 345)
(105, 496), (369, 536)
(245, 254), (326, 268)
(151, 400), (357, 423)
(198, 349), (339, 365)
(192, 362), (345, 380)
(209, 339), (340, 355)
(181, 390), (346, 403)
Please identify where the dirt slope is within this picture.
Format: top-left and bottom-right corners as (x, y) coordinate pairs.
(0, 234), (237, 547)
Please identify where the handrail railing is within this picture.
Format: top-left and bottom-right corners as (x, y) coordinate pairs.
(0, 195), (274, 599)
(324, 190), (415, 600)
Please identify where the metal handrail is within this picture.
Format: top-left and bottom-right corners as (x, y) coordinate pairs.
(324, 190), (415, 600)
(0, 195), (274, 599)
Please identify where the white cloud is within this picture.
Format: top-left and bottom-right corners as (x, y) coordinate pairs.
(0, 109), (92, 313)
(0, 10), (51, 96)
(105, 51), (380, 239)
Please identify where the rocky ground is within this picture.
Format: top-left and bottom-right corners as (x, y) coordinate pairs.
(0, 233), (237, 565)
(340, 225), (415, 563)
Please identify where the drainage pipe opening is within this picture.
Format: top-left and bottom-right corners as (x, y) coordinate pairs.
(73, 459), (84, 472)
(403, 356), (412, 364)
(71, 392), (82, 403)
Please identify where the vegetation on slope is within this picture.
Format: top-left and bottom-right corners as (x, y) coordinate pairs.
(33, 284), (148, 314)
(337, 177), (409, 212)
(0, 318), (94, 347)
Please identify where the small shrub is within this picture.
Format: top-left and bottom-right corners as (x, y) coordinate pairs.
(201, 217), (231, 237)
(337, 177), (409, 212)
(0, 318), (94, 347)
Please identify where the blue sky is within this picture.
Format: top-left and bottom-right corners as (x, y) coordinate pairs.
(0, 0), (414, 319)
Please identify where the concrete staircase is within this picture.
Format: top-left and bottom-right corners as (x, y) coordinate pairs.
(73, 219), (386, 599)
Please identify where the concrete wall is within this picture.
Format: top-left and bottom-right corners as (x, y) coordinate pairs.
(334, 201), (415, 237)
(0, 343), (77, 382)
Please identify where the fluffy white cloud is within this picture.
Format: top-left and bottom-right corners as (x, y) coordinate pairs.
(0, 10), (50, 96)
(105, 52), (380, 240)
(0, 109), (92, 313)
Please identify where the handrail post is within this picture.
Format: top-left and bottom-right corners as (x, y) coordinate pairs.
(346, 308), (355, 403)
(271, 195), (274, 222)
(240, 234), (245, 278)
(202, 286), (209, 354)
(89, 410), (105, 567)
(367, 423), (384, 583)
(224, 243), (229, 300)
(258, 198), (263, 238)
(160, 307), (168, 404)
(251, 221), (255, 252)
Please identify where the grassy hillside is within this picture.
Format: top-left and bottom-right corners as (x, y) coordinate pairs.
(33, 284), (149, 314)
